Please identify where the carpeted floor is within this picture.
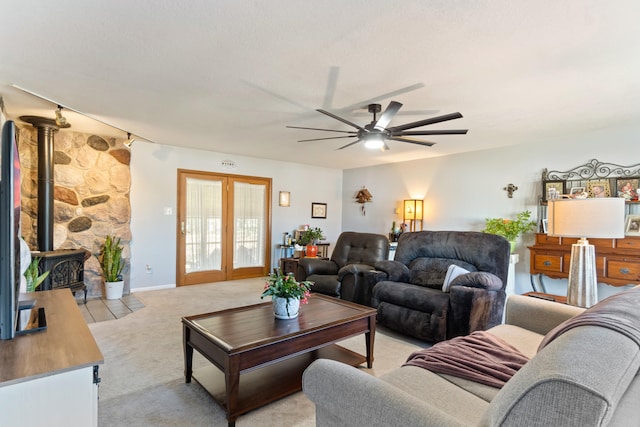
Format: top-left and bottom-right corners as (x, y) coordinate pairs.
(90, 278), (427, 426)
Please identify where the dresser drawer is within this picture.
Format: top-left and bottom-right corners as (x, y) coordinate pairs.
(536, 234), (560, 245)
(607, 260), (640, 281)
(533, 254), (563, 272)
(616, 237), (640, 250)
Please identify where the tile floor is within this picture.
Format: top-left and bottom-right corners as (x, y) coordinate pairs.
(77, 294), (145, 324)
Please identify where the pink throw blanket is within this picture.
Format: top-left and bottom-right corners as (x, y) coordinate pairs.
(403, 330), (529, 388)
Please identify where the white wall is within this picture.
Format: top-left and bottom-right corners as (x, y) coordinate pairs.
(343, 123), (640, 298)
(130, 142), (342, 291)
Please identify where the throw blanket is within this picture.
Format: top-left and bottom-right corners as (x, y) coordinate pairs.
(403, 330), (529, 388)
(539, 285), (640, 351)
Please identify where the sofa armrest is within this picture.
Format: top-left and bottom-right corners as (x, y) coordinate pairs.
(298, 258), (338, 278)
(372, 260), (410, 282)
(449, 271), (503, 291)
(337, 263), (375, 280)
(303, 359), (467, 427)
(504, 294), (585, 336)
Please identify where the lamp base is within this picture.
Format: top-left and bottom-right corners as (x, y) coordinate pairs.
(567, 241), (598, 308)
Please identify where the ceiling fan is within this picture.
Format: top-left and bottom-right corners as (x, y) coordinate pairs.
(287, 101), (468, 151)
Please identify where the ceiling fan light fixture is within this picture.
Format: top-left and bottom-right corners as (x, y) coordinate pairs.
(363, 134), (385, 149)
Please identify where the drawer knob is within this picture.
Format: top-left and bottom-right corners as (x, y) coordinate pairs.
(543, 261), (552, 266)
(619, 268), (630, 275)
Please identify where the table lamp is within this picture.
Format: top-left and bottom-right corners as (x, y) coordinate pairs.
(547, 198), (625, 307)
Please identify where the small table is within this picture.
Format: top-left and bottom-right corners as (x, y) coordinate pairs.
(182, 294), (376, 426)
(523, 292), (567, 304)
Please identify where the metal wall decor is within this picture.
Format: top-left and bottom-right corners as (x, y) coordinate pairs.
(543, 159), (640, 181)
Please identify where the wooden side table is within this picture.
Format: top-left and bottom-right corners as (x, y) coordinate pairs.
(522, 291), (567, 304)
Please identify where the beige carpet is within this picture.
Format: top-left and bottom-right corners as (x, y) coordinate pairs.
(90, 278), (427, 426)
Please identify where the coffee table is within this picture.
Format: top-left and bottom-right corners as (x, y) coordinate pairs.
(182, 294), (376, 426)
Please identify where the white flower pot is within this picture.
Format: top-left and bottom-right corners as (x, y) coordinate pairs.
(272, 296), (300, 319)
(105, 280), (124, 300)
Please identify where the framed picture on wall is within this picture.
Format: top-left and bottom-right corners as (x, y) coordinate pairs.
(542, 181), (565, 202)
(311, 202), (327, 219)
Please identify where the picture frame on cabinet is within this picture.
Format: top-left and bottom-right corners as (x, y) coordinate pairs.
(587, 180), (611, 198)
(543, 181), (565, 202)
(625, 215), (640, 236)
(615, 178), (639, 201)
(541, 218), (548, 233)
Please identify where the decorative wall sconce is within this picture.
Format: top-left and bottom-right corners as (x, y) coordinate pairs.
(279, 191), (290, 207)
(403, 199), (424, 231)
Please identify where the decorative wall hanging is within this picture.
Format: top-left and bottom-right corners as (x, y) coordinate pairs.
(311, 202), (327, 218)
(354, 187), (373, 215)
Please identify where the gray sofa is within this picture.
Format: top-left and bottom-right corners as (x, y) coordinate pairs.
(303, 287), (640, 426)
(371, 230), (510, 342)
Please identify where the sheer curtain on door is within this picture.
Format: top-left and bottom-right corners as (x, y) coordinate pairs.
(233, 182), (266, 269)
(185, 177), (222, 274)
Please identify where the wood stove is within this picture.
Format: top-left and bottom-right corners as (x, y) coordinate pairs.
(32, 249), (87, 302)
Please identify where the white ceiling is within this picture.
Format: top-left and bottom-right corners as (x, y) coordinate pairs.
(1, 1), (639, 170)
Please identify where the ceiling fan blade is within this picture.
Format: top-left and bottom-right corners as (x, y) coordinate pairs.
(388, 112), (463, 132)
(387, 136), (436, 147)
(395, 129), (468, 136)
(317, 109), (367, 131)
(286, 125), (357, 134)
(338, 83), (425, 112)
(298, 135), (358, 142)
(337, 140), (361, 150)
(374, 101), (402, 131)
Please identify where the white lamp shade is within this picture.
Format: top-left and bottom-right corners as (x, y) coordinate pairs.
(548, 198), (625, 239)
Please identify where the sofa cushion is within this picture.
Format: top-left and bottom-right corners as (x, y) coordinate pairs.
(408, 257), (476, 289)
(484, 326), (640, 427)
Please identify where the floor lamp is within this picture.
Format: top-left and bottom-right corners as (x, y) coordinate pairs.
(547, 198), (625, 307)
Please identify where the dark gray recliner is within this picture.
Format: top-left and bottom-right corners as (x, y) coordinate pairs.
(370, 230), (510, 343)
(297, 232), (389, 306)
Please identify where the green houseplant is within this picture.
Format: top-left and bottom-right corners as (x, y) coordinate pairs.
(101, 234), (125, 299)
(298, 227), (323, 257)
(24, 257), (50, 293)
(261, 271), (313, 319)
(482, 210), (537, 252)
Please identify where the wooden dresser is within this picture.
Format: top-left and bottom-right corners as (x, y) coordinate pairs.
(528, 233), (640, 287)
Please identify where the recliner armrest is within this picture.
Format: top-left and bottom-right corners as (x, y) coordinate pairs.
(449, 271), (503, 291)
(372, 260), (410, 282)
(298, 258), (338, 277)
(338, 263), (375, 280)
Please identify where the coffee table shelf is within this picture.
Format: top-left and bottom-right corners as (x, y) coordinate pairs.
(192, 344), (365, 416)
(183, 294), (376, 426)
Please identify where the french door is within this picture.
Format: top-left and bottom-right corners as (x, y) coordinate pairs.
(176, 169), (271, 286)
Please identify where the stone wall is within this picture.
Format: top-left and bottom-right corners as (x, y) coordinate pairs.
(17, 124), (131, 298)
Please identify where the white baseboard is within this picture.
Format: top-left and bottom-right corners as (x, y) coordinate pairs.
(131, 284), (176, 293)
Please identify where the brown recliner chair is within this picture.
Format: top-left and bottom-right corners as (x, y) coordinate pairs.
(297, 232), (389, 306)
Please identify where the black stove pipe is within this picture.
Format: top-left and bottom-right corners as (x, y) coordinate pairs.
(19, 116), (69, 252)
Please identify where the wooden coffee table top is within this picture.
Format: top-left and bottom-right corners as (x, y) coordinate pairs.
(183, 293), (376, 353)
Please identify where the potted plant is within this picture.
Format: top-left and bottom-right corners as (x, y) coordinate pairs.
(261, 270), (313, 319)
(482, 210), (537, 253)
(100, 234), (125, 299)
(298, 227), (323, 257)
(24, 257), (50, 293)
